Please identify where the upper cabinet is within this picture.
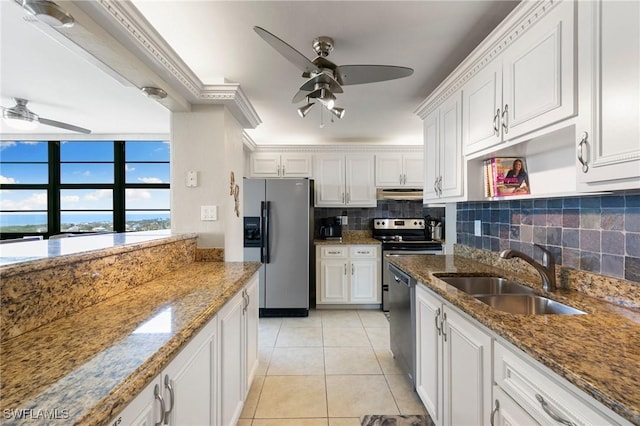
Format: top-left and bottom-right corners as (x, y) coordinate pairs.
(576, 0), (640, 191)
(249, 153), (312, 178)
(463, 0), (576, 156)
(375, 152), (424, 188)
(314, 154), (376, 207)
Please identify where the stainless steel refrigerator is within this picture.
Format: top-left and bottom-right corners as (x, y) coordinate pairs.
(243, 178), (313, 317)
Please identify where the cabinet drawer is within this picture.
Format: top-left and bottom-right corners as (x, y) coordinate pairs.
(320, 246), (347, 258)
(350, 246), (378, 258)
(494, 341), (625, 425)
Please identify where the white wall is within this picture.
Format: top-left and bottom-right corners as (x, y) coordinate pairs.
(171, 104), (245, 255)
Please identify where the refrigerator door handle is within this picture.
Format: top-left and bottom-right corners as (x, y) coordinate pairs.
(263, 201), (271, 264)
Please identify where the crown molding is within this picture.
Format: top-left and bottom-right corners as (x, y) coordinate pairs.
(242, 131), (258, 152)
(251, 144), (423, 154)
(415, 0), (561, 118)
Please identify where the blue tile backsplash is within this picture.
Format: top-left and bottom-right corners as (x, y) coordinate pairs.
(456, 192), (640, 282)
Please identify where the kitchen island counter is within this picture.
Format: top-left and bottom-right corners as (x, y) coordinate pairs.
(388, 253), (640, 425)
(1, 247), (260, 425)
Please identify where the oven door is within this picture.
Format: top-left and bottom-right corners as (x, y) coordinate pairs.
(382, 247), (442, 312)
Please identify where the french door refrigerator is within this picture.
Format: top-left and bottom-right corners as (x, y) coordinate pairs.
(243, 178), (313, 317)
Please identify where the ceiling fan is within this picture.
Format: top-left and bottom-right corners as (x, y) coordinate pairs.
(1, 98), (91, 134)
(254, 26), (414, 119)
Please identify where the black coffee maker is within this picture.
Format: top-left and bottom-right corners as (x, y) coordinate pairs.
(319, 217), (342, 240)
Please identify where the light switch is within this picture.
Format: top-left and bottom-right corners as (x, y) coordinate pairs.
(201, 205), (217, 221)
(186, 171), (198, 187)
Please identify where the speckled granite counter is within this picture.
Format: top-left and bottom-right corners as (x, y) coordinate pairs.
(388, 254), (640, 424)
(0, 260), (260, 426)
(314, 230), (381, 245)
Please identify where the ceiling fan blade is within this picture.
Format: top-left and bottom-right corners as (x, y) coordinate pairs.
(299, 73), (343, 93)
(292, 90), (311, 104)
(254, 26), (320, 74)
(335, 65), (414, 86)
(39, 117), (91, 134)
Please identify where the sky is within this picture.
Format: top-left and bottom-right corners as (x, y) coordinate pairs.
(0, 141), (170, 212)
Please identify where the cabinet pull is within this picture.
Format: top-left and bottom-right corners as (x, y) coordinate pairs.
(351, 264), (354, 275)
(501, 104), (509, 134)
(535, 394), (576, 426)
(490, 399), (500, 426)
(344, 264), (347, 275)
(441, 312), (447, 341)
(434, 307), (441, 335)
(342, 192), (345, 204)
(277, 164), (281, 177)
(433, 178), (438, 195)
(493, 108), (501, 136)
(347, 193), (350, 204)
(153, 384), (166, 426)
(577, 131), (589, 173)
(282, 165), (285, 176)
(400, 174), (403, 185)
(403, 174), (407, 185)
(437, 176), (443, 197)
(163, 375), (174, 424)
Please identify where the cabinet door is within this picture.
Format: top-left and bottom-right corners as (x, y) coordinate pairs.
(319, 260), (349, 303)
(439, 92), (464, 199)
(463, 60), (503, 155)
(345, 155), (376, 207)
(281, 154), (312, 177)
(492, 387), (540, 426)
(250, 153), (281, 177)
(502, 0), (575, 139)
(113, 377), (162, 426)
(375, 154), (404, 187)
(402, 153), (424, 187)
(577, 0), (640, 190)
(415, 285), (443, 426)
(314, 155), (346, 206)
(423, 110), (440, 201)
(350, 260), (378, 303)
(218, 292), (245, 426)
(443, 306), (492, 426)
(244, 274), (259, 394)
(163, 318), (216, 426)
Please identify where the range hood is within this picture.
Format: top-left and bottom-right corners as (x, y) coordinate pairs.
(376, 188), (423, 201)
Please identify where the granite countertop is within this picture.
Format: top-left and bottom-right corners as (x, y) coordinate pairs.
(388, 254), (640, 425)
(314, 230), (381, 246)
(0, 261), (261, 426)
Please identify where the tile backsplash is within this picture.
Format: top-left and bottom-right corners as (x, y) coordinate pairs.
(456, 192), (640, 282)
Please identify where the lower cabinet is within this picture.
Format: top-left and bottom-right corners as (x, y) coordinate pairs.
(113, 272), (259, 426)
(415, 283), (492, 426)
(316, 245), (380, 305)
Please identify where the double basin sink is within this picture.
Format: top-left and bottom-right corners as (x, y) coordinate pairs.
(437, 275), (586, 315)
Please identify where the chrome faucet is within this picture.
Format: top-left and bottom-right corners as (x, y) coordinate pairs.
(499, 244), (557, 291)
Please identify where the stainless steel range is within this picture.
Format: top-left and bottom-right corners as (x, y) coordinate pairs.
(372, 218), (443, 312)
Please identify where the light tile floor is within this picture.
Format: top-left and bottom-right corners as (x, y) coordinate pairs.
(237, 309), (427, 425)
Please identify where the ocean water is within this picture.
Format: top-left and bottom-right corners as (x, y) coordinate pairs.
(0, 213), (170, 227)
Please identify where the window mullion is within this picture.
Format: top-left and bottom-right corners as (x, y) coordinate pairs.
(114, 141), (125, 232)
(49, 141), (61, 236)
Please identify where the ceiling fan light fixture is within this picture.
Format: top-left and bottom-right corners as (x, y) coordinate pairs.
(297, 102), (315, 118)
(317, 88), (336, 110)
(22, 0), (74, 28)
(330, 107), (345, 119)
(141, 86), (168, 100)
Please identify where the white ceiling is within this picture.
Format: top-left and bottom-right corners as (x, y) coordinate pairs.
(0, 0), (519, 145)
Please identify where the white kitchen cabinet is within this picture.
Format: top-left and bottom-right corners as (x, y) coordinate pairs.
(316, 245), (380, 305)
(462, 0), (576, 156)
(244, 274), (259, 391)
(249, 153), (312, 178)
(494, 340), (630, 426)
(415, 283), (492, 426)
(577, 0), (640, 191)
(423, 92), (464, 202)
(113, 314), (218, 426)
(375, 153), (424, 188)
(491, 386), (539, 426)
(314, 154), (376, 207)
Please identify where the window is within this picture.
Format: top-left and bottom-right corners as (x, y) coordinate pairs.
(0, 140), (170, 238)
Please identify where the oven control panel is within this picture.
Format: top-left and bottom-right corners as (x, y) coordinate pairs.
(373, 218), (424, 230)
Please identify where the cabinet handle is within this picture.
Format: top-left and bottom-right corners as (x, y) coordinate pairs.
(342, 192), (345, 204)
(437, 176), (443, 197)
(277, 164), (281, 177)
(344, 264), (347, 275)
(282, 165), (285, 176)
(163, 375), (174, 424)
(577, 131), (589, 173)
(493, 108), (501, 136)
(347, 193), (350, 204)
(490, 399), (500, 426)
(434, 307), (441, 335)
(501, 104), (509, 134)
(441, 312), (447, 342)
(351, 264), (354, 275)
(246, 290), (250, 311)
(535, 394), (576, 426)
(433, 178), (439, 195)
(154, 384), (166, 426)
(399, 174), (403, 185)
(403, 174), (407, 185)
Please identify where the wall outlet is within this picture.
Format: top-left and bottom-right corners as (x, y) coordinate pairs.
(186, 171), (198, 187)
(474, 220), (482, 236)
(339, 215), (348, 225)
(201, 205), (217, 221)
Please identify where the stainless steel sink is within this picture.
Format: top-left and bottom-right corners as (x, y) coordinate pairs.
(439, 276), (534, 295)
(474, 294), (586, 315)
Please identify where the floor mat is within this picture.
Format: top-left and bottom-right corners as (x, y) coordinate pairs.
(361, 414), (434, 426)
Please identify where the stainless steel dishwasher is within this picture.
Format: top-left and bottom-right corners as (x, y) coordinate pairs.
(388, 261), (416, 388)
